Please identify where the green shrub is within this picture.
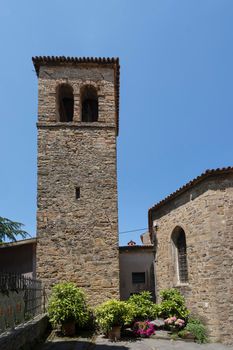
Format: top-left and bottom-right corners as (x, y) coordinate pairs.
(126, 291), (159, 320)
(185, 317), (208, 343)
(159, 288), (189, 319)
(48, 282), (89, 328)
(160, 288), (183, 301)
(178, 329), (190, 338)
(95, 299), (134, 333)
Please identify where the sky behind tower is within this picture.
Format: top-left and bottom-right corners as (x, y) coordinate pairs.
(0, 0), (233, 245)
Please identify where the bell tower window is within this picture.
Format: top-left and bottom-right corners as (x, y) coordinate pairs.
(57, 84), (74, 122)
(81, 86), (98, 122)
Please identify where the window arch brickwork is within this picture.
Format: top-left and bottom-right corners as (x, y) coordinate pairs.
(171, 226), (188, 283)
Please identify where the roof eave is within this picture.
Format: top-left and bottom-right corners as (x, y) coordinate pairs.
(148, 166), (233, 231)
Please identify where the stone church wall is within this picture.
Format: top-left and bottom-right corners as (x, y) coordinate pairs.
(150, 172), (233, 344)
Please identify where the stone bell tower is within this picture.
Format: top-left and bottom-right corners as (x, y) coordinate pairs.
(33, 56), (120, 303)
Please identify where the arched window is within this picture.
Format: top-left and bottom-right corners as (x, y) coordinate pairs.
(57, 84), (74, 122)
(171, 227), (188, 283)
(81, 86), (98, 122)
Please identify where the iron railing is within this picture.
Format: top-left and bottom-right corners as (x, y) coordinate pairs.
(0, 272), (44, 333)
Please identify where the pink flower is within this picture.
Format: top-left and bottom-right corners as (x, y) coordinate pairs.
(164, 317), (185, 329)
(133, 321), (155, 338)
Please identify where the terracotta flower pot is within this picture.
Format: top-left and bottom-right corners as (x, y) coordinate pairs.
(61, 321), (76, 336)
(108, 325), (121, 341)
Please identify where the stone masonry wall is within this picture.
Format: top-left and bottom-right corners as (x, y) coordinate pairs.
(0, 314), (48, 350)
(151, 173), (233, 344)
(36, 64), (120, 304)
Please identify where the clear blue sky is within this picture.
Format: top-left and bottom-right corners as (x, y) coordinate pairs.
(0, 0), (233, 245)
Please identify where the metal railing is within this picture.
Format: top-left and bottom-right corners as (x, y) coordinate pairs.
(0, 272), (44, 333)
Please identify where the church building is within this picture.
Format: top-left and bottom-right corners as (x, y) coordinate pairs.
(149, 167), (233, 344)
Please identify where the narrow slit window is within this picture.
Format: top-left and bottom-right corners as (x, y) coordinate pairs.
(177, 233), (188, 283)
(75, 187), (80, 200)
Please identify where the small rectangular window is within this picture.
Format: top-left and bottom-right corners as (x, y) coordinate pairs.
(132, 272), (145, 284)
(75, 187), (80, 199)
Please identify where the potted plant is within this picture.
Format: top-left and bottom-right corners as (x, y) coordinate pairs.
(95, 299), (134, 340)
(126, 291), (159, 321)
(48, 282), (89, 336)
(158, 288), (190, 319)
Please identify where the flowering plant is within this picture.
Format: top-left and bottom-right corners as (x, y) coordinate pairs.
(164, 316), (185, 331)
(133, 320), (155, 337)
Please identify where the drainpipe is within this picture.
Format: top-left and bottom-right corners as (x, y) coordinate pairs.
(152, 221), (158, 260)
(152, 221), (158, 302)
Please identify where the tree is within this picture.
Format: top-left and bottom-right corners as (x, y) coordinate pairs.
(0, 216), (29, 243)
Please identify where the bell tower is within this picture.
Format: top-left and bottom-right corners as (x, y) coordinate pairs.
(33, 56), (120, 303)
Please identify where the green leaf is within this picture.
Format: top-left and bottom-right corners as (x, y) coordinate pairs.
(0, 216), (29, 242)
(48, 282), (89, 327)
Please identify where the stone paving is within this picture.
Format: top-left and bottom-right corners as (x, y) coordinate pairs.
(36, 333), (233, 350)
